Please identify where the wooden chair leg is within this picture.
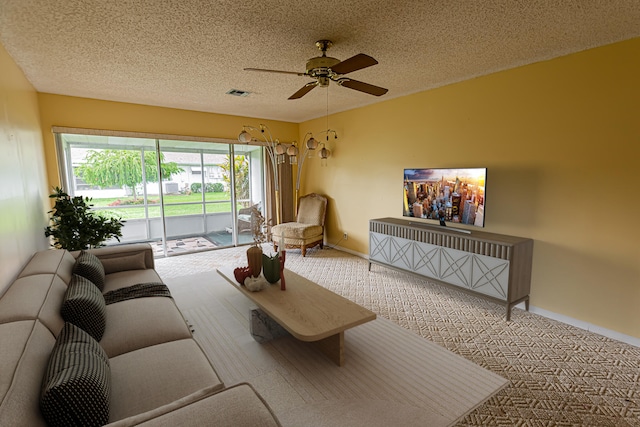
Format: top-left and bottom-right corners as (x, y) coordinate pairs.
(301, 245), (307, 257)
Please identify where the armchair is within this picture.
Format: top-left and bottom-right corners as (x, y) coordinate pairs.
(271, 193), (327, 257)
(237, 203), (260, 234)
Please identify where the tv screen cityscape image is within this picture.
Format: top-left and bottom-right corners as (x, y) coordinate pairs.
(403, 168), (487, 227)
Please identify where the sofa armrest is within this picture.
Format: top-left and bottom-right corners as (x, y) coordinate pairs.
(83, 243), (155, 272)
(105, 384), (281, 427)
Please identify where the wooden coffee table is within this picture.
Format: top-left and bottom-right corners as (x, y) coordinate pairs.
(217, 267), (376, 366)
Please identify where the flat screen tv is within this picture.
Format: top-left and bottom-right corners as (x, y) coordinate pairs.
(403, 167), (487, 228)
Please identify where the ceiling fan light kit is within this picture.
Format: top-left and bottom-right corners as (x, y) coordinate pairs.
(244, 40), (388, 100)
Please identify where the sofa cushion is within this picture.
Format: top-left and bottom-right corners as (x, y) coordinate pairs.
(108, 339), (223, 422)
(18, 249), (76, 284)
(103, 269), (164, 293)
(132, 384), (281, 427)
(40, 323), (111, 427)
(84, 243), (155, 270)
(101, 297), (192, 358)
(73, 251), (106, 291)
(0, 274), (66, 336)
(99, 251), (147, 274)
(61, 275), (107, 341)
(0, 321), (56, 427)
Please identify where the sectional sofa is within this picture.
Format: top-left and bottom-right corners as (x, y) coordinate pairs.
(0, 243), (281, 426)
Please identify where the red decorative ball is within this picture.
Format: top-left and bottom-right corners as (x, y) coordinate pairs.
(233, 266), (252, 285)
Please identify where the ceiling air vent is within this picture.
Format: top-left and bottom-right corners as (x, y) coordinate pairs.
(226, 89), (250, 97)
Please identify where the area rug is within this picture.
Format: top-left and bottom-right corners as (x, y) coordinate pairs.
(165, 271), (508, 427)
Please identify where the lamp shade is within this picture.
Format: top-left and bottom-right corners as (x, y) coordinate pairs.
(238, 130), (252, 143)
(319, 146), (331, 159)
(306, 137), (318, 150)
(286, 145), (298, 156)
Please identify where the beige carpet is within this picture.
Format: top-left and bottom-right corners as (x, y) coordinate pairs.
(156, 246), (640, 426)
(165, 271), (508, 426)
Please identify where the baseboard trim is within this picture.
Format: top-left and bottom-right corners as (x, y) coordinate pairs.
(327, 244), (367, 259)
(326, 245), (639, 348)
(514, 303), (640, 348)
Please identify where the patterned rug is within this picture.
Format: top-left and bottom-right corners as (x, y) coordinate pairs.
(155, 246), (640, 426)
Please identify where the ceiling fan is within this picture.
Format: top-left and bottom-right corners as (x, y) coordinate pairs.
(244, 40), (389, 100)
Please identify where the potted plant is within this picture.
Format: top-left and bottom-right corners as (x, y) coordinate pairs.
(44, 187), (125, 251)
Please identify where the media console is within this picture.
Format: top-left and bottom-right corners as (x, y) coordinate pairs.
(368, 217), (533, 320)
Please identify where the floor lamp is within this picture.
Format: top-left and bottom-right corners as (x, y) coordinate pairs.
(238, 124), (292, 225)
(294, 130), (337, 214)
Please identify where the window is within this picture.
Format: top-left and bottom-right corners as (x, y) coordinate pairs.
(55, 131), (266, 256)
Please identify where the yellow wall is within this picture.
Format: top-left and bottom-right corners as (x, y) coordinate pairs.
(0, 43), (49, 294)
(300, 38), (640, 338)
(37, 94), (299, 190)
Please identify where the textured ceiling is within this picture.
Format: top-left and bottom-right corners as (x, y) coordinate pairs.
(1, 1), (638, 123)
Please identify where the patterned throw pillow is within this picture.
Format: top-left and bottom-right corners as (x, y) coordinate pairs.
(40, 322), (111, 427)
(73, 251), (106, 291)
(61, 274), (107, 341)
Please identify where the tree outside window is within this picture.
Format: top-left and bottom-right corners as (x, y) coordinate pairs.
(220, 155), (250, 206)
(76, 149), (182, 199)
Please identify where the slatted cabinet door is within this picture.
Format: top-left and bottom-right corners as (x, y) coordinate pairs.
(369, 218), (533, 320)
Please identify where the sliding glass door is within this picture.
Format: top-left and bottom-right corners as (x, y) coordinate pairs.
(57, 132), (266, 256)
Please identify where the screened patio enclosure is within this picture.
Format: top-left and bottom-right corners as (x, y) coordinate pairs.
(56, 131), (267, 257)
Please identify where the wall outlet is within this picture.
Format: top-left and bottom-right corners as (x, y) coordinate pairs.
(343, 232), (348, 240)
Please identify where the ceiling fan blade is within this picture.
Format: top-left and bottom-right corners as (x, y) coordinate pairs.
(288, 82), (318, 99)
(331, 54), (378, 75)
(337, 78), (388, 96)
(244, 68), (306, 76)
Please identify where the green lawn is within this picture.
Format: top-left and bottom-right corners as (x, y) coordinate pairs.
(90, 193), (245, 220)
